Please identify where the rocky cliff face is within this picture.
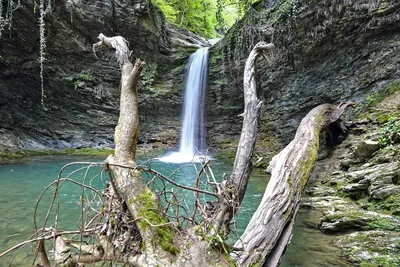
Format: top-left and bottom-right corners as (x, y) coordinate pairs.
(2, 0), (398, 159)
(207, 0), (400, 161)
(0, 0), (208, 152)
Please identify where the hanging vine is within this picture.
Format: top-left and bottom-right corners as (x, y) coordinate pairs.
(0, 0), (21, 38)
(1, 1), (52, 108)
(37, 0), (52, 108)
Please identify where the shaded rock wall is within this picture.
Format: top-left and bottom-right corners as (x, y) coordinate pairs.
(1, 0), (399, 157)
(0, 0), (208, 151)
(207, 0), (400, 159)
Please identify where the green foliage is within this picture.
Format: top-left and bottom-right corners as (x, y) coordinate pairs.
(150, 0), (251, 38)
(151, 0), (218, 37)
(216, 0), (248, 33)
(150, 0), (178, 23)
(378, 116), (400, 147)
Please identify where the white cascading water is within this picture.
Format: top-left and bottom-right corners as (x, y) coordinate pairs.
(160, 47), (209, 163)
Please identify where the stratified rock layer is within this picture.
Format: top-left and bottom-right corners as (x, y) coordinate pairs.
(0, 0), (208, 151)
(207, 0), (400, 162)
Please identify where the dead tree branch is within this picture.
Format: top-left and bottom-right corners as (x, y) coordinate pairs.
(230, 42), (275, 204)
(212, 41), (275, 234)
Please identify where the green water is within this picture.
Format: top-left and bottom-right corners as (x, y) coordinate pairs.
(0, 156), (348, 266)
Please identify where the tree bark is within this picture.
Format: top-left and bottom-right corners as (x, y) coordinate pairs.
(94, 34), (175, 265)
(212, 42), (274, 233)
(230, 41), (275, 205)
(92, 34), (229, 267)
(93, 33), (142, 165)
(231, 103), (354, 267)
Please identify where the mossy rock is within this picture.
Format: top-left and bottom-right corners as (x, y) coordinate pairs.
(356, 81), (400, 123)
(0, 147), (114, 161)
(335, 230), (400, 266)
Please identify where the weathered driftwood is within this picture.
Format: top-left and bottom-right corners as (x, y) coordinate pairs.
(38, 239), (50, 267)
(54, 33), (150, 266)
(230, 41), (275, 204)
(93, 33), (142, 165)
(212, 42), (274, 233)
(231, 102), (355, 267)
(94, 33), (170, 266)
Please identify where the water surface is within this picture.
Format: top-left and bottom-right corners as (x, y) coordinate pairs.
(0, 156), (348, 266)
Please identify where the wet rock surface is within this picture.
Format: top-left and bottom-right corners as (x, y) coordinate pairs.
(334, 231), (400, 266)
(1, 0), (399, 159)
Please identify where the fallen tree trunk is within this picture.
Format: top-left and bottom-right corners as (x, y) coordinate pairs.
(232, 102), (355, 267)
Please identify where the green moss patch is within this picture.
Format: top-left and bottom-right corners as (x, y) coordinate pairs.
(0, 148), (114, 161)
(335, 230), (400, 267)
(134, 190), (179, 255)
(366, 218), (400, 231)
(356, 81), (400, 122)
(358, 195), (400, 217)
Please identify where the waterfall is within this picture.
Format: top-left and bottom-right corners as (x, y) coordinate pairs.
(179, 47), (208, 156)
(160, 47), (209, 163)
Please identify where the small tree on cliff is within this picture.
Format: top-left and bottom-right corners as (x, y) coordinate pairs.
(0, 34), (353, 267)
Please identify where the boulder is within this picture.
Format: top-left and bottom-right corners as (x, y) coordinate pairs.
(354, 140), (380, 158)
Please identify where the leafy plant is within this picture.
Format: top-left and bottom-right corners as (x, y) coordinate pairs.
(150, 0), (251, 38)
(378, 116), (400, 147)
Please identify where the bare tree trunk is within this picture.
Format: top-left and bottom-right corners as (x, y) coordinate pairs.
(89, 34), (230, 267)
(230, 42), (274, 204)
(212, 42), (274, 233)
(94, 34), (181, 266)
(231, 103), (354, 267)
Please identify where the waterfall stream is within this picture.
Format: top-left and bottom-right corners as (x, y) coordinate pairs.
(160, 47), (209, 163)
